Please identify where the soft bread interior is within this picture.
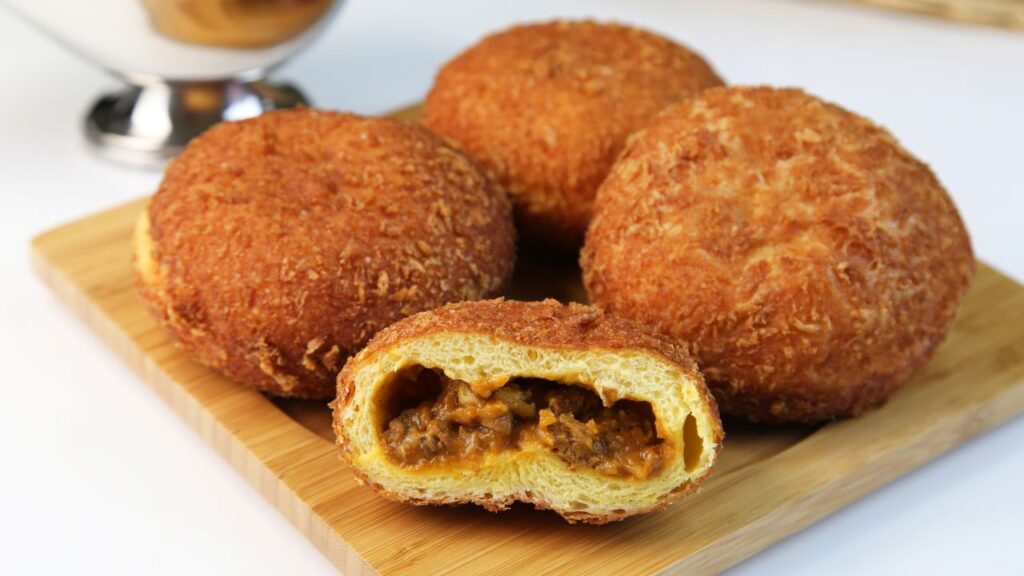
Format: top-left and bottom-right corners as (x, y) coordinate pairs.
(339, 333), (720, 517)
(133, 209), (181, 331)
(133, 210), (159, 289)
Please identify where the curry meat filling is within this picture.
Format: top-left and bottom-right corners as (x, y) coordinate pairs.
(381, 369), (669, 480)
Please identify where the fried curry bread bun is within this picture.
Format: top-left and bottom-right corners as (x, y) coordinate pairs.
(582, 86), (974, 423)
(423, 20), (724, 249)
(135, 109), (516, 399)
(332, 299), (723, 524)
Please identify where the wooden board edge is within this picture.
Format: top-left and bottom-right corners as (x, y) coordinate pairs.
(665, 376), (1024, 574)
(29, 239), (377, 576)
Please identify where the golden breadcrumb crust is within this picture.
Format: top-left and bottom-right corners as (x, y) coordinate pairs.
(423, 20), (724, 250)
(582, 86), (975, 423)
(136, 109), (516, 398)
(332, 298), (723, 524)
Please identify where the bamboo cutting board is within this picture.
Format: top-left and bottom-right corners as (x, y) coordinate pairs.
(31, 110), (1024, 575)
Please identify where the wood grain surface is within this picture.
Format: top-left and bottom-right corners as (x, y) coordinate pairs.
(30, 109), (1024, 574)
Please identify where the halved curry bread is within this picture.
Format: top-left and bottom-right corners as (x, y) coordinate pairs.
(332, 299), (723, 524)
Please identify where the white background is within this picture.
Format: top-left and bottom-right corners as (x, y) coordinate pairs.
(2, 0), (1023, 574)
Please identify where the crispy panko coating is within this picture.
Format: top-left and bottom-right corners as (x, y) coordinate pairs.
(582, 86), (974, 423)
(423, 20), (724, 250)
(135, 109), (516, 398)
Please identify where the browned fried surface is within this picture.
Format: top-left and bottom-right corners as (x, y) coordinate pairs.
(423, 20), (724, 249)
(333, 299), (723, 523)
(582, 86), (975, 423)
(140, 109), (516, 398)
(338, 299), (709, 395)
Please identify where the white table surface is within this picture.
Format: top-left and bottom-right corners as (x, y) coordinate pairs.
(2, 0), (1022, 574)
